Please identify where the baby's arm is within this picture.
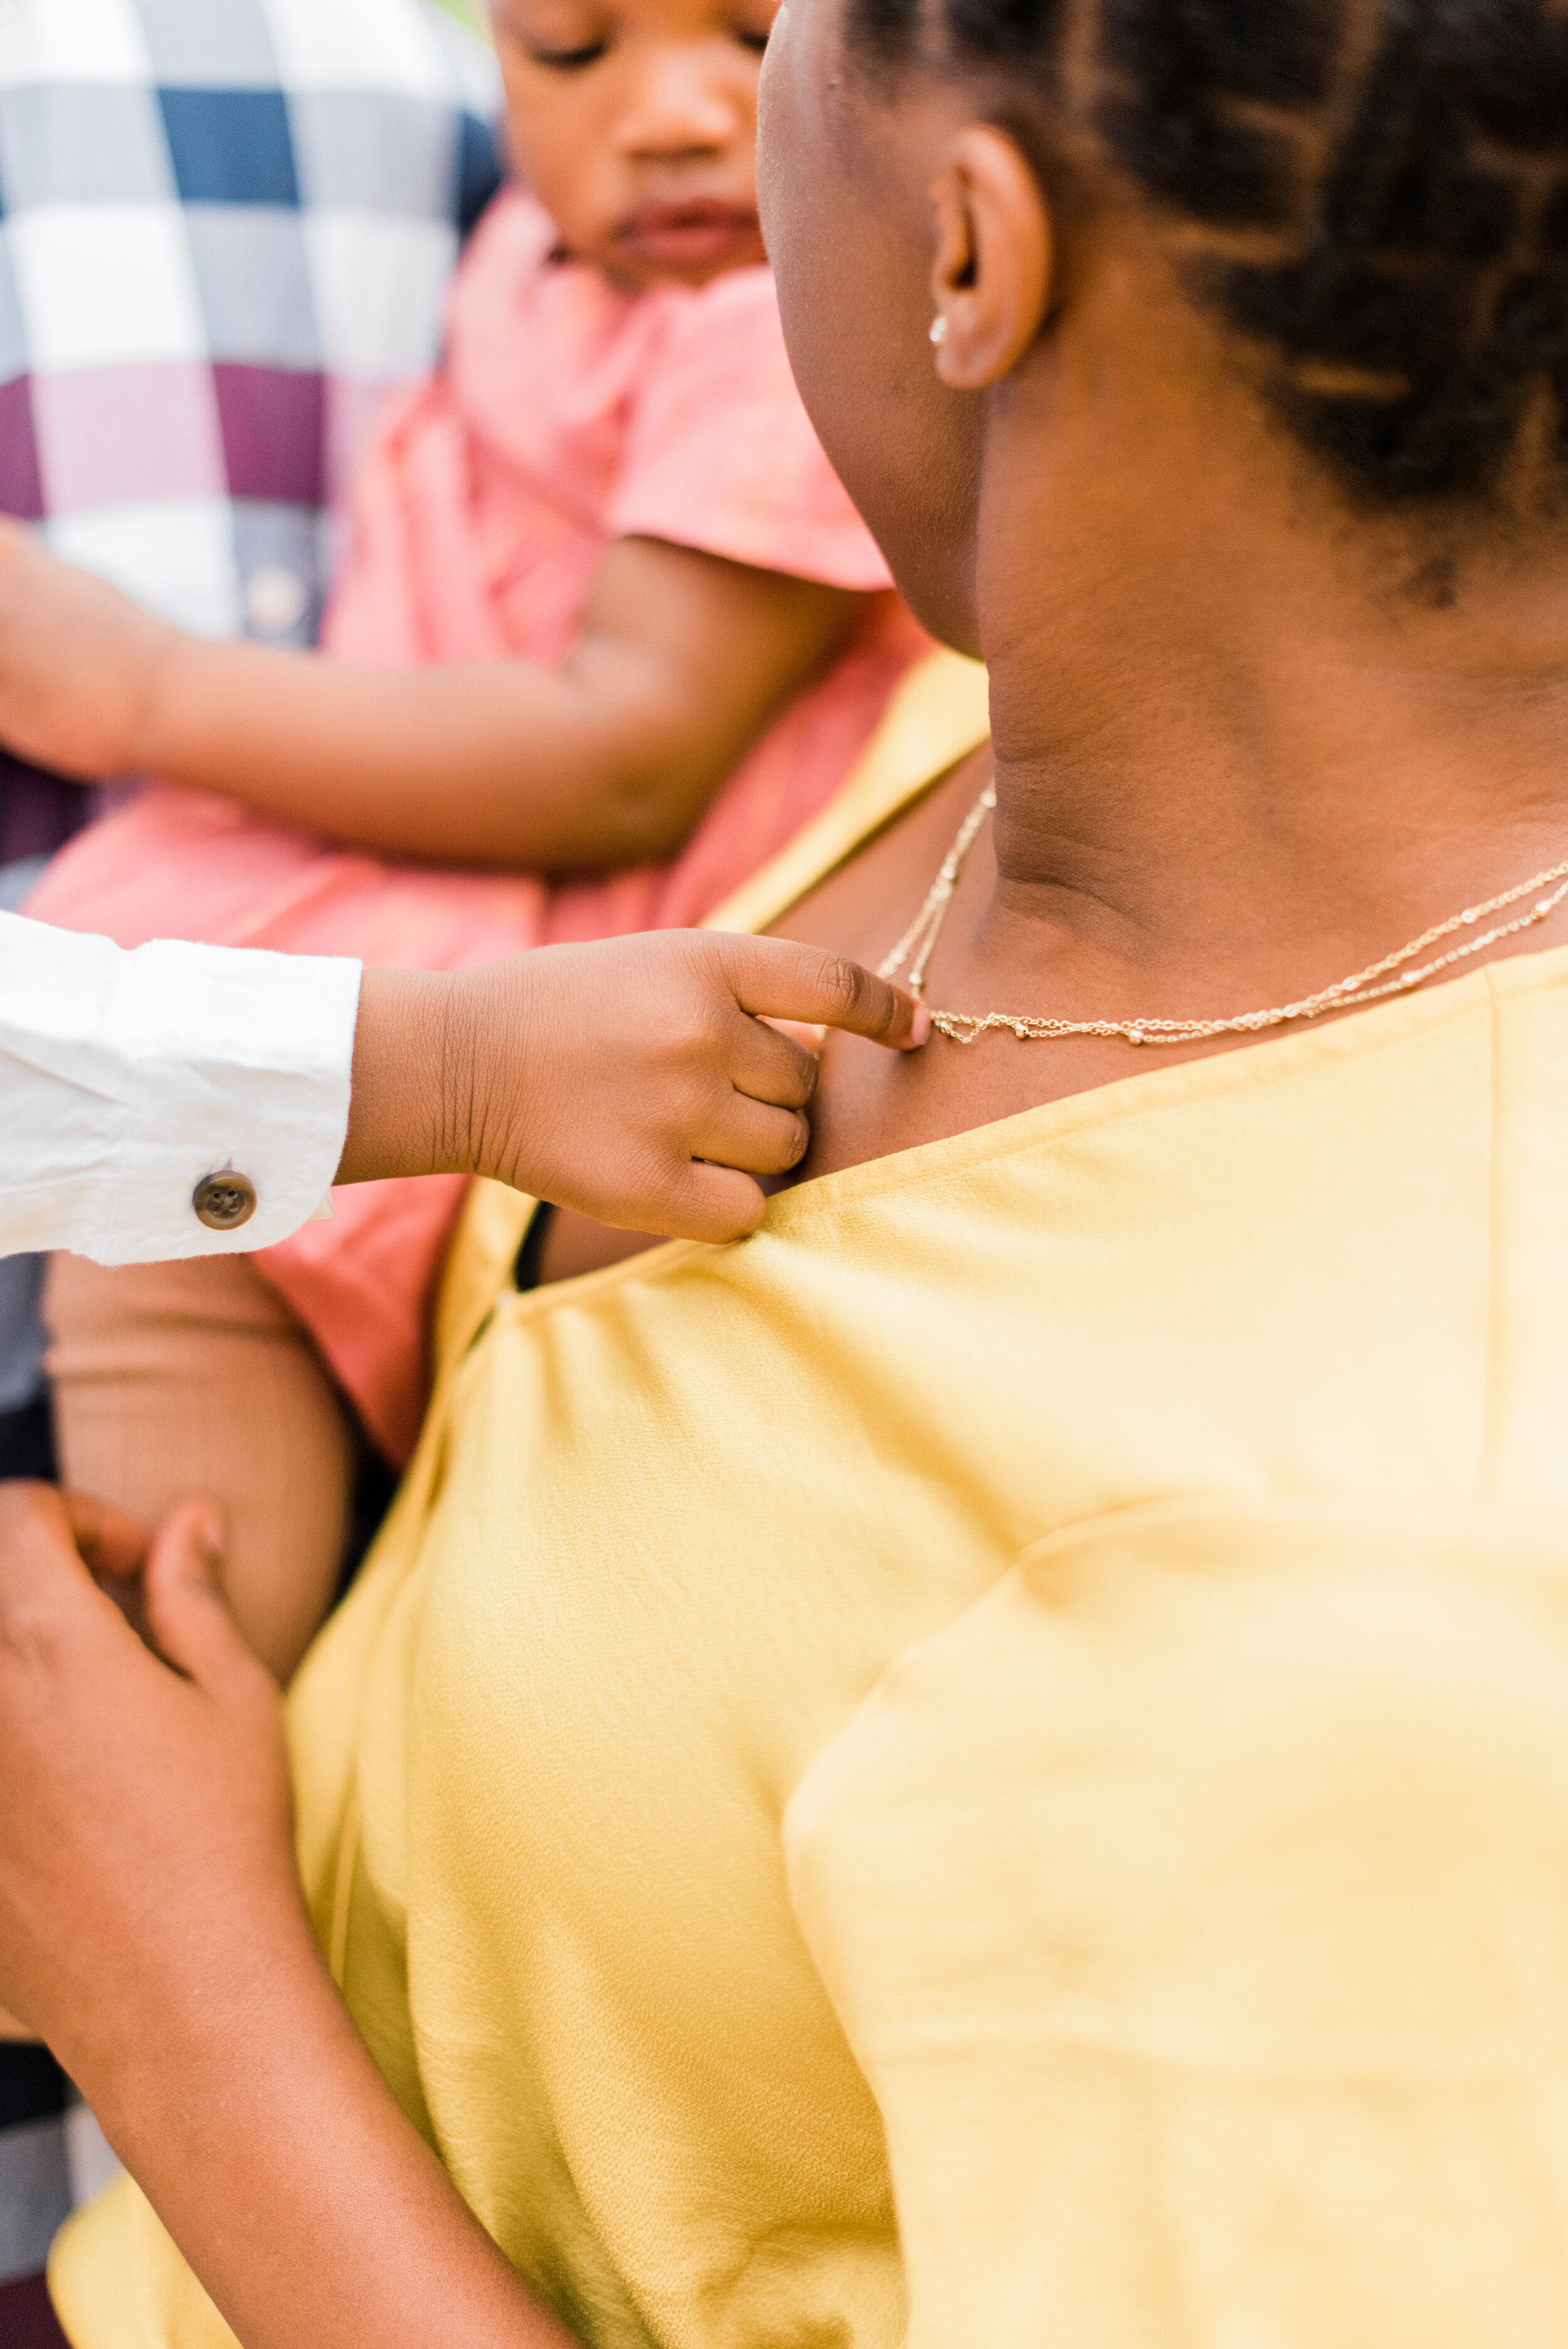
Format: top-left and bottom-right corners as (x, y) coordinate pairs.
(0, 525), (861, 870)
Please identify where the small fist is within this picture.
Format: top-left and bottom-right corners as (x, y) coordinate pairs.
(0, 519), (175, 778)
(449, 929), (929, 1241)
(344, 931), (928, 1242)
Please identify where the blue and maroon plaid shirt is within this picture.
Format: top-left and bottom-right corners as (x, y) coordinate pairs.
(0, 0), (500, 863)
(0, 16), (498, 2305)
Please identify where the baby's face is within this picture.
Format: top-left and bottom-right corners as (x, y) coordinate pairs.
(490, 0), (775, 292)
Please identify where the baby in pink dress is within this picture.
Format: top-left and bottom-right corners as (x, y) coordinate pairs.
(0, 0), (929, 1674)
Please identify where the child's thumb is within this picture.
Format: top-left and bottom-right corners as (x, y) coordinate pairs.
(142, 1498), (273, 1697)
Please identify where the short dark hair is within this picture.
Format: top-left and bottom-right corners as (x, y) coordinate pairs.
(848, 0), (1568, 509)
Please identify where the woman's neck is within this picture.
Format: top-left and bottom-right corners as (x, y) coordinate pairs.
(972, 300), (1568, 1010)
(984, 619), (1568, 1002)
(788, 406), (1568, 1181)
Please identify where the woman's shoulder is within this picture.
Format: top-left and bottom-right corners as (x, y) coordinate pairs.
(785, 1488), (1568, 2343)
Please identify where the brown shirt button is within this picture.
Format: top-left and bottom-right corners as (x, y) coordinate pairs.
(192, 1171), (258, 1232)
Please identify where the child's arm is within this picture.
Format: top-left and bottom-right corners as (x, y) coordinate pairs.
(0, 525), (862, 870)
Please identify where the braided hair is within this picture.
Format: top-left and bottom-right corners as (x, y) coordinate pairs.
(847, 0), (1568, 509)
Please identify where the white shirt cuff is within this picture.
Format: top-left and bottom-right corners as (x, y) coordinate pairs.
(0, 916), (361, 1265)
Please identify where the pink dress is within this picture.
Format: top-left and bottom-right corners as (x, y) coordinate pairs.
(29, 191), (929, 1463)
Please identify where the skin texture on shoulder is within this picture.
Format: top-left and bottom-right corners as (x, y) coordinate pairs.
(0, 0), (863, 872)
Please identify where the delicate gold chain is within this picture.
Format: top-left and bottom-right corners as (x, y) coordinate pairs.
(877, 783), (1568, 1047)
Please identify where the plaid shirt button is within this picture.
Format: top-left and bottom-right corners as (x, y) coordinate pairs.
(245, 563), (309, 636)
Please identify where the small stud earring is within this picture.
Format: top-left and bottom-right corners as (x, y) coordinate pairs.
(928, 312), (950, 347)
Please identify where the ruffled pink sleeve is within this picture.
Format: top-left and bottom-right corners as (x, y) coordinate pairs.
(606, 265), (893, 591)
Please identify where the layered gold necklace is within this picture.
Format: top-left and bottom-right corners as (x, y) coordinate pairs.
(877, 783), (1568, 1046)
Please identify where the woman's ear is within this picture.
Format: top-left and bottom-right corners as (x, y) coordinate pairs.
(928, 125), (1052, 388)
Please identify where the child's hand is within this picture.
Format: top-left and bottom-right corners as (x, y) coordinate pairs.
(344, 930), (930, 1241)
(0, 519), (176, 778)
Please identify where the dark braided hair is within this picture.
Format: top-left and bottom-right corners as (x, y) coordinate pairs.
(849, 0), (1568, 509)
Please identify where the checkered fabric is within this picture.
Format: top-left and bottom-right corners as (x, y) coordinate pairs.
(0, 0), (499, 664)
(0, 4), (501, 2311)
(0, 0), (499, 864)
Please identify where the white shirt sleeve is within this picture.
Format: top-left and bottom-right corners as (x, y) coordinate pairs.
(0, 914), (362, 1265)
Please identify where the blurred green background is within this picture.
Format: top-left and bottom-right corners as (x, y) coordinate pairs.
(434, 0), (487, 28)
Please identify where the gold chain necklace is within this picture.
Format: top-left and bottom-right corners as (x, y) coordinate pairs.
(877, 783), (1568, 1046)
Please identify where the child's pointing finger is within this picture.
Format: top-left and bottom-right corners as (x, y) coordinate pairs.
(716, 933), (931, 1051)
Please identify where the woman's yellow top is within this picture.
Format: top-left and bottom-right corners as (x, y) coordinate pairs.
(55, 652), (1568, 2348)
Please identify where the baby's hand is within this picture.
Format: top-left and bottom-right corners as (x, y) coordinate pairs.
(0, 1485), (294, 2064)
(346, 931), (930, 1241)
(0, 519), (175, 778)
